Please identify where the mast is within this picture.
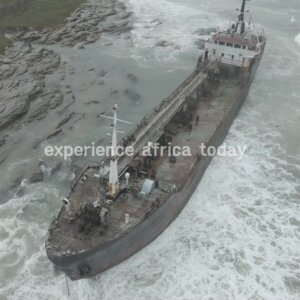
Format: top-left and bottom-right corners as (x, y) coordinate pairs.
(235, 0), (247, 34)
(98, 104), (133, 197)
(240, 0), (246, 22)
(108, 104), (119, 197)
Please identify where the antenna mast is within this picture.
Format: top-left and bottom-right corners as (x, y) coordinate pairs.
(240, 0), (246, 22)
(235, 0), (248, 34)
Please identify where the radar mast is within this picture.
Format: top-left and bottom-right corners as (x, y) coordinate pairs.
(235, 0), (248, 34)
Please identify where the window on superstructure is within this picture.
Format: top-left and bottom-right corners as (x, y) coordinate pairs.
(221, 53), (224, 57)
(219, 41), (225, 46)
(234, 44), (241, 49)
(226, 43), (233, 47)
(213, 49), (216, 55)
(242, 45), (247, 49)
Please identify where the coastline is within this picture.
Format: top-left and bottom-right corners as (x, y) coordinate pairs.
(0, 0), (132, 198)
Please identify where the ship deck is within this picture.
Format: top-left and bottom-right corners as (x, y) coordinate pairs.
(153, 79), (240, 187)
(47, 75), (243, 256)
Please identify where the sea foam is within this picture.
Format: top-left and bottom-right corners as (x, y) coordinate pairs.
(295, 33), (300, 46)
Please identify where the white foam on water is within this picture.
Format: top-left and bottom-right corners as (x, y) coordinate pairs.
(295, 33), (300, 46)
(122, 0), (223, 64)
(0, 184), (62, 298)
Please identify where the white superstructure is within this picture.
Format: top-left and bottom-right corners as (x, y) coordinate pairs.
(204, 0), (266, 69)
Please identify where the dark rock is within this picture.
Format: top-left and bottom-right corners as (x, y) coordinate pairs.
(49, 92), (64, 109)
(99, 70), (107, 77)
(22, 31), (42, 42)
(119, 11), (132, 20)
(56, 96), (76, 115)
(109, 24), (133, 35)
(25, 99), (49, 122)
(0, 95), (30, 130)
(25, 89), (64, 122)
(32, 139), (43, 150)
(41, 158), (63, 175)
(56, 112), (75, 129)
(46, 128), (63, 140)
(124, 88), (142, 102)
(85, 35), (98, 44)
(110, 90), (119, 96)
(103, 19), (132, 35)
(0, 44), (62, 131)
(86, 100), (100, 105)
(26, 163), (44, 183)
(0, 154), (7, 165)
(72, 113), (85, 125)
(0, 138), (6, 148)
(28, 170), (44, 183)
(0, 61), (18, 80)
(50, 161), (62, 175)
(127, 73), (138, 83)
(0, 78), (44, 129)
(26, 48), (60, 76)
(155, 40), (174, 47)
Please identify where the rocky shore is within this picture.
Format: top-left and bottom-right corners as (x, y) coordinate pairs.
(0, 0), (132, 198)
(8, 0), (132, 48)
(0, 45), (61, 130)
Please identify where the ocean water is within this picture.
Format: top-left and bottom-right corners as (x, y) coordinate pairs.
(0, 0), (300, 299)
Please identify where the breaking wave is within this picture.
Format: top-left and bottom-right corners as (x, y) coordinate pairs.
(123, 0), (223, 64)
(295, 33), (300, 46)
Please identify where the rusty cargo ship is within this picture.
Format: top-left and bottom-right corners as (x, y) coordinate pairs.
(46, 0), (266, 280)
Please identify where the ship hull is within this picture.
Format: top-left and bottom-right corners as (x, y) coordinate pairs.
(48, 55), (263, 280)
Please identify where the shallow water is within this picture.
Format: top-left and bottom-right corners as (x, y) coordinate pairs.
(0, 0), (300, 299)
